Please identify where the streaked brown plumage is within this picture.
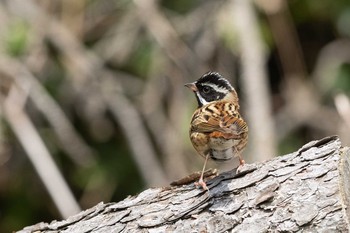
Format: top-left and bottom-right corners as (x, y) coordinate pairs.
(185, 72), (248, 190)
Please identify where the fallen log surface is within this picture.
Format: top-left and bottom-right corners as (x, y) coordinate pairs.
(18, 136), (350, 232)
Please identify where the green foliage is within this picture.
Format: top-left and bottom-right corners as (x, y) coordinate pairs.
(160, 0), (200, 14)
(124, 39), (154, 77)
(279, 131), (305, 155)
(334, 63), (350, 93)
(337, 7), (350, 37)
(291, 0), (350, 23)
(5, 20), (29, 57)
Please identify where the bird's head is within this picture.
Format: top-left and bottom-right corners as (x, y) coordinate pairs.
(185, 72), (238, 107)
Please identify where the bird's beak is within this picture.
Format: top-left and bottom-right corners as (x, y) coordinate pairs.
(184, 82), (198, 92)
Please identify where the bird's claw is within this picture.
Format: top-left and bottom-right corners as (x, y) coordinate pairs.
(195, 178), (209, 191)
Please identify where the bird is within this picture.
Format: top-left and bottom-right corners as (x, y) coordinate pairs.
(185, 71), (248, 190)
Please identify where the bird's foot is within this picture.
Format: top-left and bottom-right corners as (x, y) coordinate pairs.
(170, 169), (217, 187)
(195, 178), (209, 191)
(239, 157), (245, 166)
(236, 156), (246, 174)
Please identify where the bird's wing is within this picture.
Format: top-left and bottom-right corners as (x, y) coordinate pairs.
(191, 104), (248, 139)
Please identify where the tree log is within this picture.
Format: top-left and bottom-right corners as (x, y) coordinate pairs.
(18, 136), (350, 232)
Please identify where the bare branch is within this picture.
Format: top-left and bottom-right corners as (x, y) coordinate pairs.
(61, 0), (85, 38)
(231, 0), (277, 160)
(335, 93), (350, 130)
(313, 39), (350, 92)
(255, 0), (307, 78)
(1, 84), (81, 219)
(139, 72), (188, 179)
(101, 75), (168, 186)
(0, 57), (96, 167)
(133, 0), (201, 75)
(7, 0), (169, 186)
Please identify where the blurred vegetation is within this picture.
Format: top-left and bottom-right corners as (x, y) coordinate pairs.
(0, 0), (350, 232)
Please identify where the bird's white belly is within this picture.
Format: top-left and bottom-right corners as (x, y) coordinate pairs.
(209, 137), (239, 161)
(209, 137), (238, 150)
(210, 148), (234, 161)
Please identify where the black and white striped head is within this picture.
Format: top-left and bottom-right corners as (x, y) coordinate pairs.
(185, 72), (237, 107)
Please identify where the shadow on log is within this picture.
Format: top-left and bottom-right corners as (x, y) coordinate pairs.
(18, 136), (350, 232)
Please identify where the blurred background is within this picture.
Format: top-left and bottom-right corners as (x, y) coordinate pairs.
(1, 0), (350, 231)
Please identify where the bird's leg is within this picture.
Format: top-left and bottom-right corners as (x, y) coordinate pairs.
(238, 154), (245, 166)
(233, 146), (245, 167)
(236, 153), (246, 174)
(195, 153), (210, 190)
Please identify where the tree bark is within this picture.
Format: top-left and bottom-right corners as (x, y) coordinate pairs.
(18, 136), (350, 232)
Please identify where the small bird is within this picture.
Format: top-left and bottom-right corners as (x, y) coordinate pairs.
(185, 71), (248, 190)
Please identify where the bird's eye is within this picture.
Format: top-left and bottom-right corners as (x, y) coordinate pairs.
(203, 86), (210, 94)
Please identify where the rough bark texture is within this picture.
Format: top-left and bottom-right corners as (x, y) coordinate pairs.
(18, 136), (350, 232)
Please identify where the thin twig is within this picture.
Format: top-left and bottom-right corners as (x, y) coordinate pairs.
(334, 93), (350, 130)
(133, 0), (201, 75)
(53, 26), (169, 185)
(101, 74), (168, 186)
(139, 71), (188, 179)
(0, 57), (96, 167)
(2, 84), (81, 219)
(256, 0), (307, 78)
(231, 0), (277, 160)
(132, 0), (200, 177)
(9, 0), (169, 186)
(93, 9), (141, 65)
(61, 0), (85, 38)
(313, 39), (350, 91)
